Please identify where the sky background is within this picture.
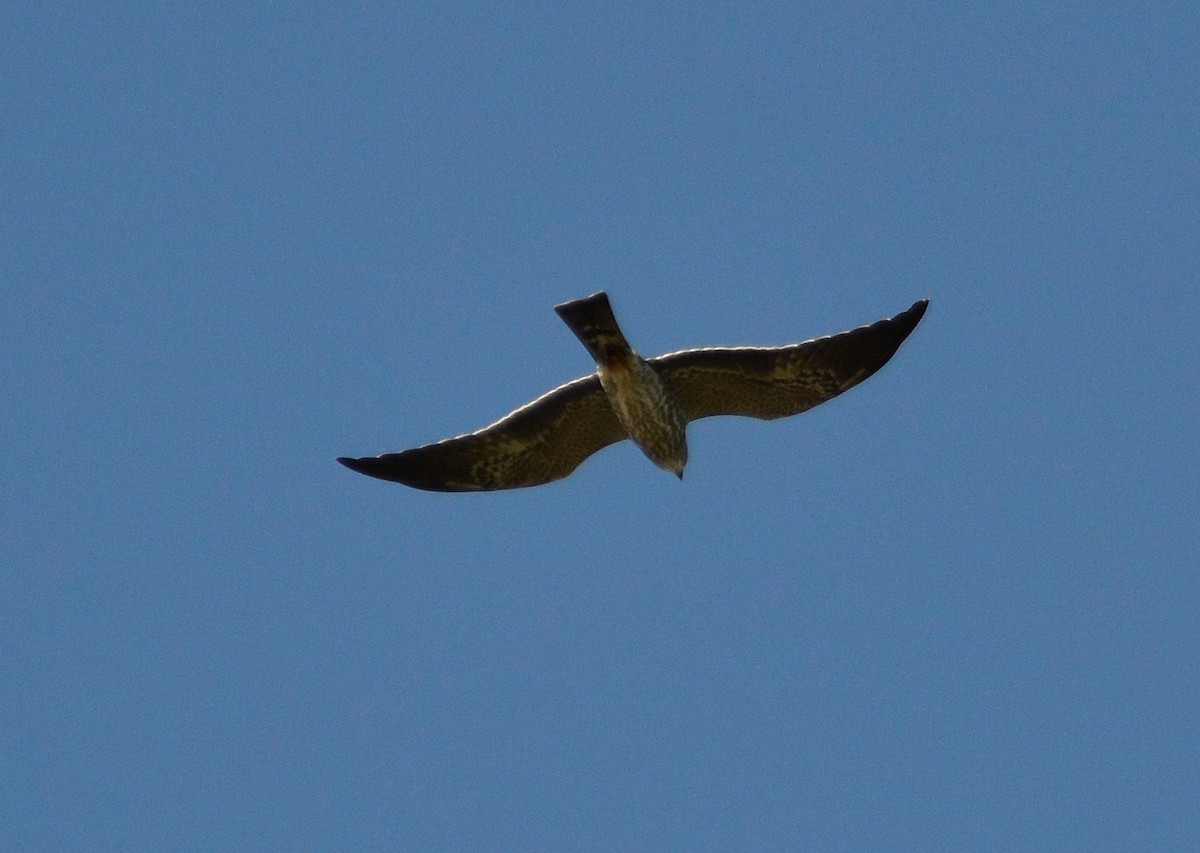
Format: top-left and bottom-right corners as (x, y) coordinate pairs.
(4, 3), (1198, 850)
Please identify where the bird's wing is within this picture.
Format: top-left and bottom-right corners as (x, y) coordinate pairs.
(338, 374), (626, 491)
(650, 299), (927, 422)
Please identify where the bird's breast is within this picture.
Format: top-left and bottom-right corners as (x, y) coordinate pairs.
(597, 355), (688, 472)
(597, 355), (661, 417)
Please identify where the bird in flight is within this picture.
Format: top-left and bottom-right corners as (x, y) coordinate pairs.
(339, 293), (927, 491)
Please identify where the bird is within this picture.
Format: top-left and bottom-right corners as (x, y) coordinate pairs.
(338, 293), (928, 491)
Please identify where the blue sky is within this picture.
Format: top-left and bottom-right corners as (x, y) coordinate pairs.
(4, 3), (1198, 849)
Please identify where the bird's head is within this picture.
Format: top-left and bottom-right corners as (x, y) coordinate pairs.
(657, 447), (687, 481)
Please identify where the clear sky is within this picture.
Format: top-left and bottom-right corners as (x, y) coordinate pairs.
(4, 4), (1198, 850)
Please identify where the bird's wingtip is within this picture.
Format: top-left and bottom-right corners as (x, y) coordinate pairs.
(894, 299), (929, 332)
(337, 456), (371, 475)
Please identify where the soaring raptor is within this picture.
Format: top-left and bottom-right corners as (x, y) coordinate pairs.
(339, 293), (927, 491)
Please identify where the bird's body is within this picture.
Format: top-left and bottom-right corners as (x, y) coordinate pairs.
(338, 293), (927, 491)
(554, 293), (688, 477)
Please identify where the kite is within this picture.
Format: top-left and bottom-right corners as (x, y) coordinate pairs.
(339, 293), (927, 491)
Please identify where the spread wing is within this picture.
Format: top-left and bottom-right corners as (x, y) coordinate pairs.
(650, 299), (927, 422)
(338, 374), (627, 491)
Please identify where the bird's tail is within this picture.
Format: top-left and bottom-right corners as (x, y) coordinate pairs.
(554, 291), (634, 363)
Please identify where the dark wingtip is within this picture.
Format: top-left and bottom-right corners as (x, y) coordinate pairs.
(337, 452), (485, 492)
(337, 456), (363, 470)
(823, 297), (930, 392)
(339, 455), (403, 480)
(884, 299), (929, 345)
(903, 298), (929, 326)
(338, 454), (398, 480)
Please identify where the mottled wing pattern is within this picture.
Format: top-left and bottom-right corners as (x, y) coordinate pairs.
(337, 374), (626, 491)
(651, 299), (928, 422)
